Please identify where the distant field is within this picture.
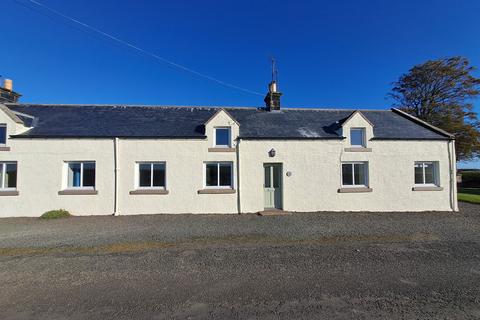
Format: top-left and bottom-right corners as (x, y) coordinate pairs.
(458, 188), (480, 204)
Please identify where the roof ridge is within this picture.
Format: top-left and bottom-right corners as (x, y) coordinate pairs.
(7, 103), (391, 112)
(281, 107), (390, 112)
(5, 103), (260, 110)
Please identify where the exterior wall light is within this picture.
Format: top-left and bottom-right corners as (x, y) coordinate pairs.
(268, 148), (276, 157)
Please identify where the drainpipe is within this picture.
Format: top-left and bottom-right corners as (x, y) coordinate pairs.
(448, 139), (458, 212)
(113, 137), (119, 216)
(236, 138), (242, 214)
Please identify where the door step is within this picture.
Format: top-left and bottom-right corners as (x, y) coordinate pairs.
(258, 209), (291, 216)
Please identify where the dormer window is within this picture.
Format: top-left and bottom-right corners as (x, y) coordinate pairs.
(214, 127), (231, 148)
(350, 128), (366, 147)
(0, 124), (6, 146)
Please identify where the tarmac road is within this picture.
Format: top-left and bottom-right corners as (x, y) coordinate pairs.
(1, 203), (479, 319)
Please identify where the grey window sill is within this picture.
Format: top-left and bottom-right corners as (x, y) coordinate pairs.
(129, 189), (169, 195)
(344, 147), (372, 152)
(198, 188), (236, 194)
(208, 147), (235, 152)
(0, 146), (11, 151)
(412, 186), (443, 191)
(338, 187), (373, 193)
(58, 189), (98, 195)
(0, 190), (19, 196)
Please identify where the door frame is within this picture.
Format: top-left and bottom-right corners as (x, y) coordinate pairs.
(263, 162), (283, 210)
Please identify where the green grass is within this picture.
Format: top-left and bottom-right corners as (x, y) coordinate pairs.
(40, 209), (71, 220)
(458, 188), (480, 204)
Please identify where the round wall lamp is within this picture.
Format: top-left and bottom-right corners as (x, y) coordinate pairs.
(268, 148), (276, 157)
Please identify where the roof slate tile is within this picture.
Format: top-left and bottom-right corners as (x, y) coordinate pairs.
(4, 104), (449, 140)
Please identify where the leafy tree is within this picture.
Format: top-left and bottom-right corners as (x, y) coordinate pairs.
(389, 56), (480, 161)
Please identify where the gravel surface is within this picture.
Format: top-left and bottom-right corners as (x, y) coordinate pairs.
(1, 203), (479, 319)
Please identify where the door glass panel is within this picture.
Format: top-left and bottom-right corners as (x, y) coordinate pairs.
(264, 166), (271, 188)
(273, 166), (281, 188)
(82, 162), (95, 187)
(414, 163), (424, 184)
(139, 163), (151, 187)
(206, 164), (218, 186)
(342, 164), (353, 185)
(354, 163), (366, 185)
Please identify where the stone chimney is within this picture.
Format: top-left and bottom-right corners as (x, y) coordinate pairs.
(264, 80), (282, 111)
(0, 79), (21, 103)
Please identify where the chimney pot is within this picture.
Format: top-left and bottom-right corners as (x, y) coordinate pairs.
(4, 79), (12, 91)
(269, 81), (277, 93)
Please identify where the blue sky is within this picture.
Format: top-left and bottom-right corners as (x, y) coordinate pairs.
(2, 0), (480, 167)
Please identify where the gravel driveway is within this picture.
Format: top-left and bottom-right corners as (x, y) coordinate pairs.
(1, 204), (480, 319)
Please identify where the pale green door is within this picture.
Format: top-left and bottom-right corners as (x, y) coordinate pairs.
(264, 164), (282, 209)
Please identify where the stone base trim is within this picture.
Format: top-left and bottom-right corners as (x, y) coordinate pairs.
(197, 189), (236, 194)
(58, 189), (98, 195)
(338, 187), (373, 193)
(129, 189), (169, 195)
(412, 186), (443, 191)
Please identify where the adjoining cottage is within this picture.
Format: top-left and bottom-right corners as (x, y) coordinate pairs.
(0, 79), (457, 217)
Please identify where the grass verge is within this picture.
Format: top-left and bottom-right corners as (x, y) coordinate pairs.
(458, 188), (480, 204)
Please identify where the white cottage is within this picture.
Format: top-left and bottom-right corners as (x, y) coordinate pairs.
(0, 81), (458, 217)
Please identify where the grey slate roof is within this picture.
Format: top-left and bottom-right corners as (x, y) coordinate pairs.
(4, 104), (451, 140)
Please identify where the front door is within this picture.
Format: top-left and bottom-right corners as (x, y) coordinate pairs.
(263, 163), (282, 209)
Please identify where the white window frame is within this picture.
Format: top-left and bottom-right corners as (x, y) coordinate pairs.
(135, 162), (167, 190)
(350, 128), (366, 148)
(0, 124), (6, 146)
(204, 161), (234, 189)
(341, 162), (369, 187)
(414, 161), (439, 187)
(64, 161), (96, 190)
(214, 127), (231, 148)
(0, 162), (17, 190)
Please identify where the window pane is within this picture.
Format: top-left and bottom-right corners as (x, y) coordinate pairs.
(350, 129), (364, 146)
(152, 163), (166, 187)
(5, 163), (17, 188)
(68, 163), (81, 187)
(219, 164), (232, 186)
(206, 164), (218, 186)
(0, 164), (3, 188)
(414, 163), (424, 184)
(83, 162), (95, 187)
(139, 163), (151, 187)
(354, 163), (366, 185)
(264, 166), (271, 188)
(215, 128), (230, 146)
(342, 164), (353, 185)
(0, 126), (6, 145)
(424, 163), (435, 184)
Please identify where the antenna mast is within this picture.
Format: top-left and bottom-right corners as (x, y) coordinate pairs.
(271, 57), (278, 82)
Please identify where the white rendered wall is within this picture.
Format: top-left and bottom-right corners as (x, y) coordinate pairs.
(0, 138), (115, 217)
(0, 107), (456, 216)
(239, 139), (454, 213)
